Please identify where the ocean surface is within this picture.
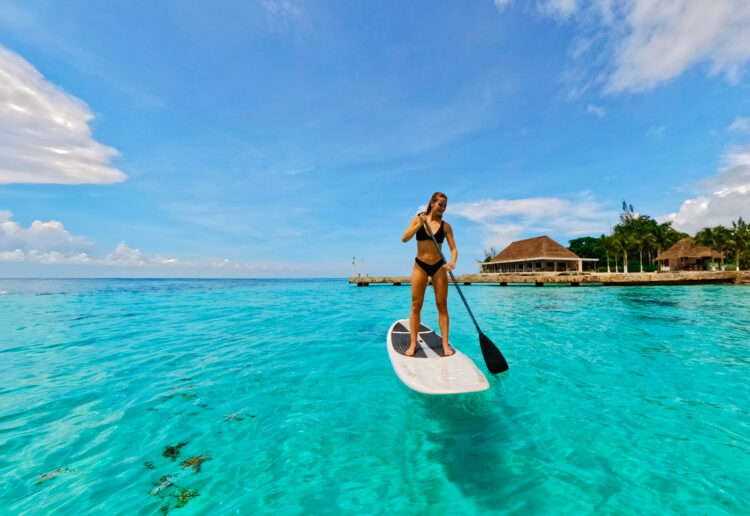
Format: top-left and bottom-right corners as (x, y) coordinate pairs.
(0, 279), (748, 515)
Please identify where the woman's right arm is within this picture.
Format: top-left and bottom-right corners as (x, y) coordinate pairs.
(402, 214), (427, 242)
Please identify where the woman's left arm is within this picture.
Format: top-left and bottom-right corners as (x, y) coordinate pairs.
(444, 223), (458, 272)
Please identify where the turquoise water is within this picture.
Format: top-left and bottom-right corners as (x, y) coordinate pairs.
(1, 279), (748, 515)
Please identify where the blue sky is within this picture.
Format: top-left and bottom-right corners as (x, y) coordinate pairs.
(1, 0), (750, 277)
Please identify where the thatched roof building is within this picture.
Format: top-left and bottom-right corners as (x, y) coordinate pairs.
(655, 238), (723, 271)
(482, 236), (597, 273)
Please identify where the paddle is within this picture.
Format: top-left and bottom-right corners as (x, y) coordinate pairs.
(423, 219), (509, 373)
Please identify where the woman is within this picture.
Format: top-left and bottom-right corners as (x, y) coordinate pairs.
(401, 192), (457, 357)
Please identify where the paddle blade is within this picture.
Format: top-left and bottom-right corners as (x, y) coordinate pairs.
(479, 331), (509, 374)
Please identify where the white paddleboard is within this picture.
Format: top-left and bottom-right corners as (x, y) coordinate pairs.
(387, 319), (489, 394)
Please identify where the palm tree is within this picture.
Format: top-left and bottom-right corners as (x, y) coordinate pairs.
(731, 217), (749, 271)
(645, 219), (682, 265)
(629, 214), (654, 272)
(614, 222), (638, 273)
(600, 234), (614, 273)
(712, 226), (732, 270)
(482, 247), (497, 262)
(695, 227), (718, 270)
(614, 201), (638, 273)
(603, 234), (620, 273)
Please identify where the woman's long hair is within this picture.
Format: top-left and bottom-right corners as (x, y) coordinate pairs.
(425, 192), (447, 215)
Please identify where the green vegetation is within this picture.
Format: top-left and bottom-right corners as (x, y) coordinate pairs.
(568, 203), (749, 272)
(482, 247), (497, 262)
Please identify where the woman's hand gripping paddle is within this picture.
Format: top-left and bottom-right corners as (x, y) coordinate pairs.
(423, 221), (509, 373)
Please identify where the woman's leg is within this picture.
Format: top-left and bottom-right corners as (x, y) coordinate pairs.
(407, 262), (428, 356)
(432, 266), (453, 356)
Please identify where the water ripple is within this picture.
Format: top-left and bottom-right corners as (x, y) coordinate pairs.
(0, 280), (748, 514)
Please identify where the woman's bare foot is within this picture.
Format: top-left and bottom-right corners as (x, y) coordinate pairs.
(443, 345), (454, 357)
(405, 343), (417, 356)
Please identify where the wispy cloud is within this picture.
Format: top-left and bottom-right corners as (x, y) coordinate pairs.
(261, 0), (307, 31)
(493, 0), (513, 13)
(728, 116), (750, 134)
(587, 104), (606, 118)
(262, 0), (303, 19)
(494, 0), (750, 94)
(0, 45), (126, 184)
(608, 0), (750, 92)
(537, 0), (581, 20)
(647, 125), (665, 137)
(450, 193), (615, 249)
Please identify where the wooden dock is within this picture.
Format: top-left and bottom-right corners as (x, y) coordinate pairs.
(350, 271), (746, 286)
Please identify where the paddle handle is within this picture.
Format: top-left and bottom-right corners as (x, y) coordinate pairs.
(422, 221), (481, 333)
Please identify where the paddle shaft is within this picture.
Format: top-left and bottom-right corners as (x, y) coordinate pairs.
(422, 219), (481, 333)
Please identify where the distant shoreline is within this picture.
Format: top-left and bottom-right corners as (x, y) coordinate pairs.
(350, 270), (750, 286)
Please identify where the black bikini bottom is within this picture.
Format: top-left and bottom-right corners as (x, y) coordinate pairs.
(415, 257), (445, 277)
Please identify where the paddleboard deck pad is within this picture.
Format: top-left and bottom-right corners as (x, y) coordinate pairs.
(387, 319), (489, 394)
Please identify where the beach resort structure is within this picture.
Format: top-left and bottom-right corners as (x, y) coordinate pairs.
(655, 238), (724, 271)
(351, 234), (750, 287)
(480, 236), (598, 273)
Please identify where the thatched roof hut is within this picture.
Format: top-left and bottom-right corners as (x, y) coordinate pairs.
(482, 236), (597, 273)
(491, 236), (579, 262)
(655, 238), (723, 271)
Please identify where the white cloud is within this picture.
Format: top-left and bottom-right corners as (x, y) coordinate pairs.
(537, 0), (581, 20)
(27, 250), (91, 264)
(0, 249), (24, 261)
(647, 125), (665, 137)
(495, 0), (581, 18)
(261, 0), (307, 31)
(450, 194), (615, 249)
(0, 209), (337, 275)
(0, 44), (126, 184)
(587, 104), (606, 118)
(493, 0), (513, 13)
(608, 0), (750, 92)
(0, 209), (93, 254)
(495, 0), (750, 93)
(728, 116), (750, 133)
(104, 243), (147, 266)
(662, 144), (750, 234)
(262, 0), (302, 18)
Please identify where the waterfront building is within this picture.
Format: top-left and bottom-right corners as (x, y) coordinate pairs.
(481, 235), (598, 273)
(655, 238), (724, 271)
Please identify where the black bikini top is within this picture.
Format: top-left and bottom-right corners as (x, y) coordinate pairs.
(416, 220), (445, 243)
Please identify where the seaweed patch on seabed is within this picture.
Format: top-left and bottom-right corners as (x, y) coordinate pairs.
(223, 412), (256, 421)
(35, 467), (70, 485)
(153, 480), (201, 514)
(148, 443), (209, 514)
(175, 488), (200, 509)
(182, 455), (210, 473)
(163, 442), (188, 461)
(160, 392), (198, 402)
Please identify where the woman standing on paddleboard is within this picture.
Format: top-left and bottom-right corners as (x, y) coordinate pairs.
(401, 192), (457, 357)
